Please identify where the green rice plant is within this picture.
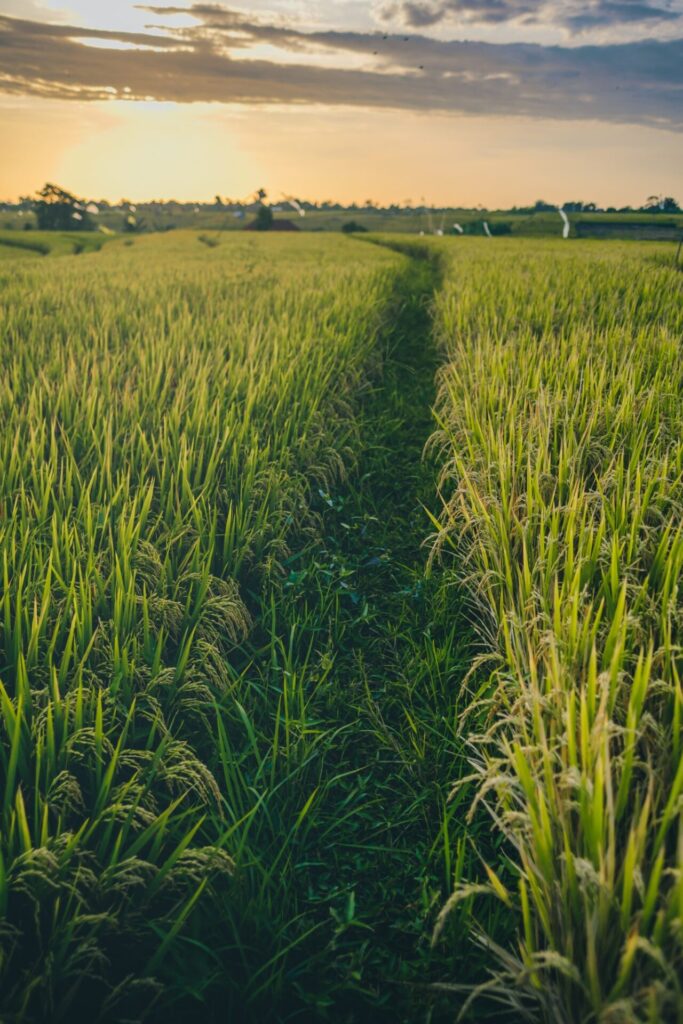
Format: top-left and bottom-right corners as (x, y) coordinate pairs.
(423, 237), (679, 1015)
(0, 231), (399, 1019)
(428, 239), (683, 1022)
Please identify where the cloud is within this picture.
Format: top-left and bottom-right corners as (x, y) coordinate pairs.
(0, 0), (63, 15)
(0, 7), (682, 130)
(382, 0), (537, 28)
(563, 0), (681, 30)
(381, 0), (683, 32)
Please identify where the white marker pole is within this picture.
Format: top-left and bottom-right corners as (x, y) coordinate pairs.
(282, 194), (306, 217)
(483, 220), (492, 238)
(559, 207), (570, 239)
(453, 223), (463, 234)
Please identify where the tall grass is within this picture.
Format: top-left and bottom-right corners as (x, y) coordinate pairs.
(430, 240), (683, 1021)
(0, 231), (398, 1019)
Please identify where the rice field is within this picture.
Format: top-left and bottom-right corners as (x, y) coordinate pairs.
(0, 231), (108, 259)
(0, 231), (680, 1022)
(428, 239), (683, 1022)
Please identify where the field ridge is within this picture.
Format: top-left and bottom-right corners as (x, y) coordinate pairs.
(214, 243), (496, 1021)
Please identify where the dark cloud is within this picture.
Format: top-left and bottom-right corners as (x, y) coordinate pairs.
(382, 0), (537, 28)
(0, 9), (681, 130)
(564, 1), (681, 29)
(382, 0), (682, 31)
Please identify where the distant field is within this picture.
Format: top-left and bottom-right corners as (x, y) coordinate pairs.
(0, 230), (109, 258)
(0, 232), (681, 1023)
(301, 208), (683, 237)
(2, 207), (683, 237)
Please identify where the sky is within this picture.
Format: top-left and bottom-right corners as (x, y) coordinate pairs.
(1, 0), (682, 206)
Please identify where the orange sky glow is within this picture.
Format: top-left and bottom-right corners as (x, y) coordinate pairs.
(2, 0), (682, 207)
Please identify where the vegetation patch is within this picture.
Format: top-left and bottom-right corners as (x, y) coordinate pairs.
(0, 232), (680, 1023)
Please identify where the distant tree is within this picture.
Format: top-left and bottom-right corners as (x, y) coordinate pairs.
(341, 221), (368, 233)
(643, 195), (681, 213)
(533, 199), (556, 212)
(33, 183), (91, 231)
(253, 205), (274, 231)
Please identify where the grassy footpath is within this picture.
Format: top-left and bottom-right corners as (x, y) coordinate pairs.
(199, 245), (508, 1022)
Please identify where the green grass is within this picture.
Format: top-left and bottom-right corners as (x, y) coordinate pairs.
(1, 230), (680, 1023)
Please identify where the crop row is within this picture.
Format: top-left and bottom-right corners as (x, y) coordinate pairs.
(0, 233), (398, 1019)
(430, 239), (683, 1022)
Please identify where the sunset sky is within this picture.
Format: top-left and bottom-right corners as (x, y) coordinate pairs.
(1, 0), (682, 206)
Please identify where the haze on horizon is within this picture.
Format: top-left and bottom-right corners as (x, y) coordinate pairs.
(1, 0), (682, 207)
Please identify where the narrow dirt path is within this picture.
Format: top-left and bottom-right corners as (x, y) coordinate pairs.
(290, 245), (486, 1021)
(221, 246), (494, 1023)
